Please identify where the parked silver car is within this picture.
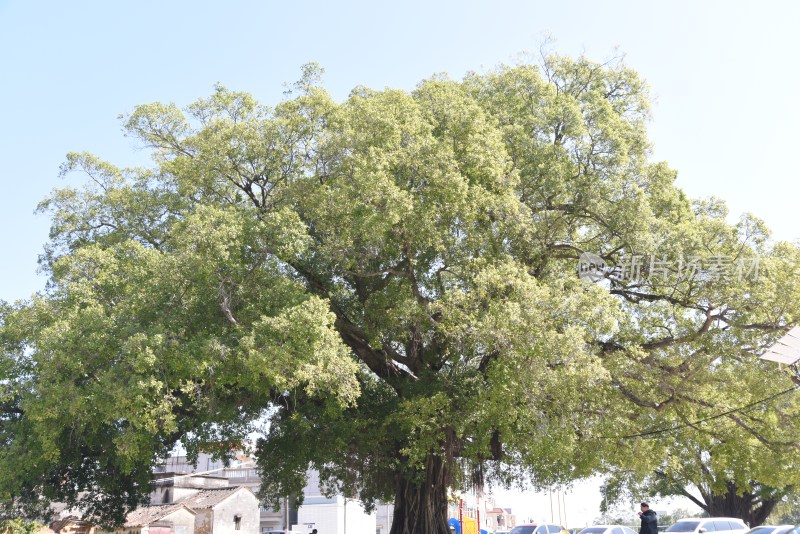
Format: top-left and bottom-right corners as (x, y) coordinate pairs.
(578, 525), (638, 534)
(743, 526), (794, 534)
(666, 518), (748, 534)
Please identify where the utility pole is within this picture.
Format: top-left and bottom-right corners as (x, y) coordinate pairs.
(284, 495), (289, 531)
(459, 498), (464, 534)
(557, 487), (562, 525)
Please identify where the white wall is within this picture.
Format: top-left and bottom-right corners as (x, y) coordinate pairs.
(295, 499), (376, 534)
(343, 499), (376, 534)
(212, 489), (260, 534)
(162, 508), (196, 534)
(375, 502), (394, 534)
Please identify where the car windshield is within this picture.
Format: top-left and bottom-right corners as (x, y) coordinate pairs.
(579, 528), (608, 534)
(748, 528), (777, 534)
(510, 528), (536, 534)
(667, 522), (701, 532)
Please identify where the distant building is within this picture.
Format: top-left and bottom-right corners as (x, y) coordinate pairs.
(486, 506), (516, 532)
(155, 454), (287, 532)
(180, 486), (259, 534)
(151, 473), (230, 505)
(448, 492), (516, 533)
(155, 452), (379, 534)
(50, 462), (260, 534)
(98, 503), (196, 534)
(147, 473), (259, 534)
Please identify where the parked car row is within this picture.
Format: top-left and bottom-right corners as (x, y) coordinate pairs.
(665, 518), (796, 534)
(508, 523), (571, 534)
(502, 518), (796, 534)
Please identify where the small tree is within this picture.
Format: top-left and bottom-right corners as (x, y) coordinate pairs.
(766, 493), (800, 525)
(0, 519), (40, 534)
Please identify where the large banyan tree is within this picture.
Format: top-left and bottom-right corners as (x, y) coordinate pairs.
(2, 55), (800, 533)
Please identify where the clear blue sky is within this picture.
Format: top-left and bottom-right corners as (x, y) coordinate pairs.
(1, 0), (797, 522)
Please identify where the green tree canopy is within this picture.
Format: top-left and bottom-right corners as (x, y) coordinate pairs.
(2, 55), (800, 533)
(601, 370), (800, 527)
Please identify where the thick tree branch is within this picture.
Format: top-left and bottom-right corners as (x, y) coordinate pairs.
(641, 310), (718, 351)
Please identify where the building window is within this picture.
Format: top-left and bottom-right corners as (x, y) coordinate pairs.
(234, 515), (242, 531)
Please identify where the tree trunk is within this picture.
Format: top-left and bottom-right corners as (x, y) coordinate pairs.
(700, 482), (780, 527)
(389, 454), (452, 534)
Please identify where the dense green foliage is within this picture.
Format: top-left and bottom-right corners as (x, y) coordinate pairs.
(602, 405), (800, 527)
(2, 55), (799, 532)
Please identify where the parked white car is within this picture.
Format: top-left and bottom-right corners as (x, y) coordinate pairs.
(578, 525), (638, 534)
(744, 526), (795, 534)
(666, 518), (749, 534)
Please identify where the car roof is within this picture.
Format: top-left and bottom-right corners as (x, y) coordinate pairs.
(676, 518), (746, 522)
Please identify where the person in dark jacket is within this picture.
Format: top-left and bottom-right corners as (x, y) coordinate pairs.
(638, 502), (658, 534)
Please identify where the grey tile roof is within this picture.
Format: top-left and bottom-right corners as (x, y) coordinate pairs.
(125, 503), (193, 527)
(179, 487), (244, 509)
